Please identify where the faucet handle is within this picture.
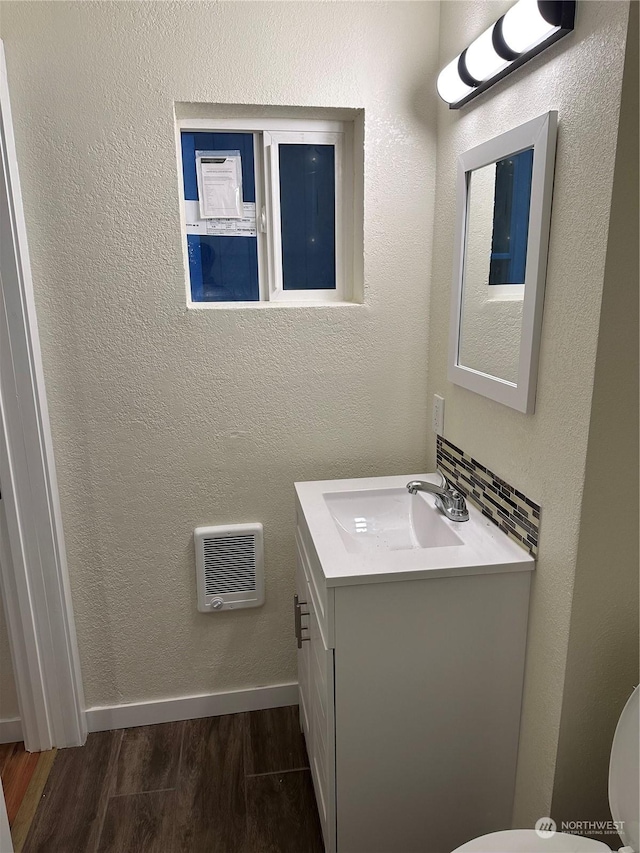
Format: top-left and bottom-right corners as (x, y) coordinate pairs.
(437, 468), (464, 500)
(436, 468), (451, 490)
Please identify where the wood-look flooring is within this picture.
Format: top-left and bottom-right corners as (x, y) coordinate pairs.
(1, 741), (39, 826)
(1, 741), (57, 852)
(22, 706), (324, 853)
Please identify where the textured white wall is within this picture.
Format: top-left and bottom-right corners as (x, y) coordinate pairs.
(0, 1), (440, 709)
(551, 8), (639, 829)
(428, 0), (630, 827)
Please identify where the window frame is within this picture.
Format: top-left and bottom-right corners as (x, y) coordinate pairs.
(176, 117), (354, 307)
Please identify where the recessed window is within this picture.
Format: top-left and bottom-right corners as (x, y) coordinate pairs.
(177, 118), (357, 306)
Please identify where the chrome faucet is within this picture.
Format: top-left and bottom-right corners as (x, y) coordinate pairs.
(406, 470), (469, 522)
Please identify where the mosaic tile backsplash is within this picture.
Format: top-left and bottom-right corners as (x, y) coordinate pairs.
(436, 436), (540, 557)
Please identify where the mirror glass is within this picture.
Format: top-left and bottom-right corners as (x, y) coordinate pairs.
(458, 148), (534, 384)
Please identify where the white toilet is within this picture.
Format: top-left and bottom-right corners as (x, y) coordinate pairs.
(452, 686), (639, 853)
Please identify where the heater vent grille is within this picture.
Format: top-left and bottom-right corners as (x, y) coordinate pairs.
(194, 523), (264, 612)
(203, 535), (256, 594)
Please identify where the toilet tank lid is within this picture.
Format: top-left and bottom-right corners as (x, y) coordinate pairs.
(609, 685), (639, 852)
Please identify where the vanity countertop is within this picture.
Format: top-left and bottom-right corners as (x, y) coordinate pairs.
(295, 473), (535, 588)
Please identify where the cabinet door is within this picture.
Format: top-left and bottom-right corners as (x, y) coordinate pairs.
(308, 592), (336, 853)
(296, 547), (336, 853)
(296, 558), (311, 740)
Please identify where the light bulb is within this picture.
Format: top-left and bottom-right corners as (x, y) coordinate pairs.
(502, 0), (559, 55)
(436, 56), (475, 105)
(464, 24), (512, 82)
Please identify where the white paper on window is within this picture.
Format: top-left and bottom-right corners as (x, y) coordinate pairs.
(196, 150), (244, 219)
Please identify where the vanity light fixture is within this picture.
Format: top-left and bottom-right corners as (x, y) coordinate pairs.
(436, 0), (576, 109)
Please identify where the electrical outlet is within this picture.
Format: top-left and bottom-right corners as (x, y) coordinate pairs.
(433, 394), (445, 435)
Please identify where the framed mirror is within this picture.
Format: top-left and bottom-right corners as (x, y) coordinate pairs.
(448, 111), (558, 414)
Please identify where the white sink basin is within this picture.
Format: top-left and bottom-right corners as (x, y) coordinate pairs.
(295, 473), (534, 587)
(324, 488), (463, 553)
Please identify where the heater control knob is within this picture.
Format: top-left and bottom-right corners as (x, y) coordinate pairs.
(210, 598), (224, 610)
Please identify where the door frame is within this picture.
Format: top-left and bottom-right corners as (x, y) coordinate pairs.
(0, 39), (86, 751)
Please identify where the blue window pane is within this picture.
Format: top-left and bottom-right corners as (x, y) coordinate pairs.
(187, 234), (259, 302)
(181, 132), (256, 202)
(279, 144), (336, 290)
(489, 148), (534, 285)
(181, 131), (259, 302)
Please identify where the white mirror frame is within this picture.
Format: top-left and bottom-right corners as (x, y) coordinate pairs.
(448, 111), (558, 414)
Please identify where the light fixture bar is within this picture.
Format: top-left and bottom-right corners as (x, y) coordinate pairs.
(438, 0), (576, 109)
(464, 27), (506, 84)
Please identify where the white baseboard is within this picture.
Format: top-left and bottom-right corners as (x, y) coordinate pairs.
(86, 682), (299, 733)
(0, 717), (23, 744)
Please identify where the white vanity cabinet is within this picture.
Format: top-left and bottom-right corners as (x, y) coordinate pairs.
(295, 533), (336, 848)
(294, 477), (535, 853)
